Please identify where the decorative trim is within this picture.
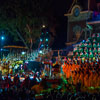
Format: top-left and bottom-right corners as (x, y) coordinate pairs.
(71, 5), (81, 16)
(64, 10), (93, 16)
(87, 21), (100, 24)
(3, 45), (28, 49)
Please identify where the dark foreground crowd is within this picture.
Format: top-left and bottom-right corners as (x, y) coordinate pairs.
(0, 87), (35, 100)
(0, 72), (41, 100)
(0, 87), (100, 100)
(43, 89), (100, 100)
(0, 64), (100, 100)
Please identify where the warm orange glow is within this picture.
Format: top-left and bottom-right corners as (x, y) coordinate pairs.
(62, 63), (100, 87)
(3, 45), (28, 49)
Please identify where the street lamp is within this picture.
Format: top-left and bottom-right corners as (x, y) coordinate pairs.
(1, 36), (4, 40)
(42, 25), (45, 28)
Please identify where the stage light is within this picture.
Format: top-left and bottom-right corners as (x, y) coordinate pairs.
(46, 38), (48, 41)
(39, 50), (42, 54)
(40, 38), (42, 41)
(42, 25), (45, 28)
(82, 40), (85, 42)
(1, 36), (4, 40)
(22, 51), (25, 55)
(41, 44), (44, 47)
(30, 76), (33, 80)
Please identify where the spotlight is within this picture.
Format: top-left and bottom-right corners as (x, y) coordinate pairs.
(39, 50), (42, 54)
(40, 38), (42, 41)
(1, 36), (4, 40)
(42, 25), (45, 28)
(22, 52), (25, 55)
(45, 38), (48, 41)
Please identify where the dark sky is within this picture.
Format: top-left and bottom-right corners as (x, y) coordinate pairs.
(51, 0), (72, 49)
(1, 0), (99, 49)
(1, 0), (71, 49)
(52, 0), (100, 49)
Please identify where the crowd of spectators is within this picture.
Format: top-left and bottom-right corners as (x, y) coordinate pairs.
(0, 87), (35, 100)
(0, 71), (42, 100)
(0, 85), (100, 100)
(62, 59), (100, 88)
(42, 89), (100, 100)
(73, 33), (100, 58)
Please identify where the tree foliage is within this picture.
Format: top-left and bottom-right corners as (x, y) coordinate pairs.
(0, 0), (55, 49)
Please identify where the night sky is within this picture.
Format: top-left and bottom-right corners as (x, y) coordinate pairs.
(48, 0), (72, 49)
(0, 0), (72, 50)
(52, 0), (100, 49)
(0, 0), (99, 50)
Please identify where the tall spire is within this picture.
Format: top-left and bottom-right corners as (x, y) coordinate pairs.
(88, 0), (90, 11)
(68, 0), (78, 13)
